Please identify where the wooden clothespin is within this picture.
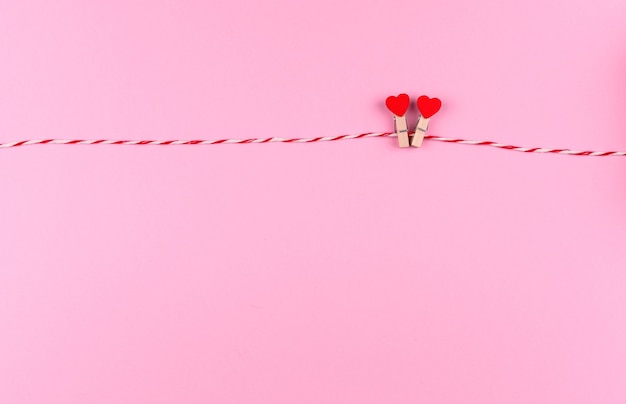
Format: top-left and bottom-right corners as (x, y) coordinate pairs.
(385, 94), (410, 148)
(411, 95), (442, 148)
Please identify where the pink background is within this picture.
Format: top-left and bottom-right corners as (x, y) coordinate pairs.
(1, 1), (626, 403)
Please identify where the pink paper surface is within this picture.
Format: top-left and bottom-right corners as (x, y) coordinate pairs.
(1, 1), (626, 403)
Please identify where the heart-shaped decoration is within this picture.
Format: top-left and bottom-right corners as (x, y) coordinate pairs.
(385, 94), (410, 117)
(417, 95), (442, 119)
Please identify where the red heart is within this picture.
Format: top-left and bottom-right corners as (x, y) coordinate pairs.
(385, 94), (410, 116)
(417, 95), (442, 119)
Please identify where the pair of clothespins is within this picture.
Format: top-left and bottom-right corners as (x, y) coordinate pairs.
(385, 94), (442, 148)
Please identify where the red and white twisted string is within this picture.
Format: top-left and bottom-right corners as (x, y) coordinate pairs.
(1, 132), (625, 157)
